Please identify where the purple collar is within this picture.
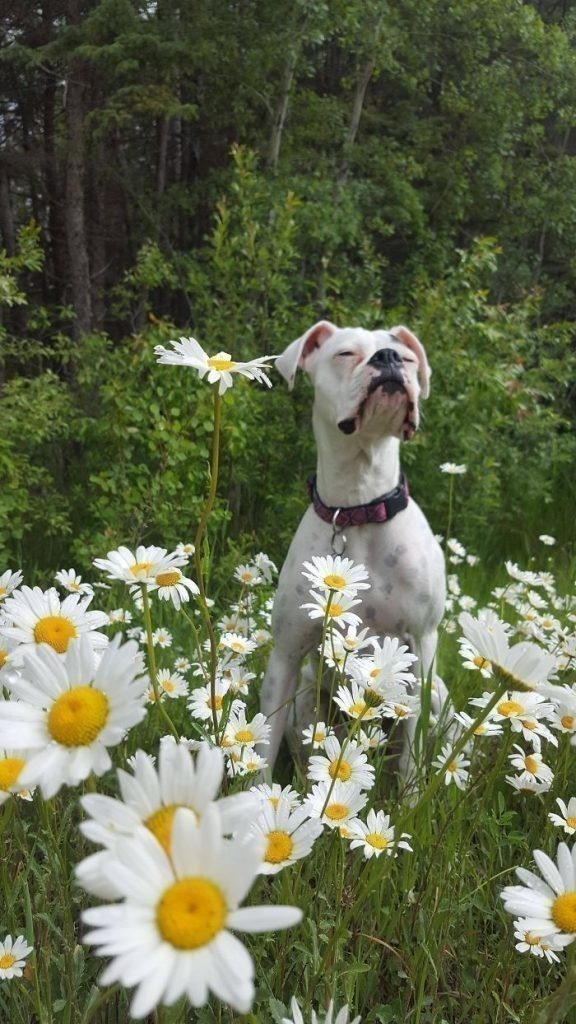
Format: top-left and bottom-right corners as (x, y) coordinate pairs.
(307, 473), (409, 528)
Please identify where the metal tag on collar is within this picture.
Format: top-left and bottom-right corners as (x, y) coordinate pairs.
(331, 508), (347, 555)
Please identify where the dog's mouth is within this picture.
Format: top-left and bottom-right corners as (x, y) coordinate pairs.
(337, 373), (416, 437)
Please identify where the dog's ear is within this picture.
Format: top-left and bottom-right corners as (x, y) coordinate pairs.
(390, 325), (431, 399)
(275, 320), (337, 390)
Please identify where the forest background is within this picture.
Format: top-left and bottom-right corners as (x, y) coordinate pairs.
(1, 0), (576, 578)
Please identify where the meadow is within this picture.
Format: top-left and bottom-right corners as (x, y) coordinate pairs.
(0, 334), (575, 1024)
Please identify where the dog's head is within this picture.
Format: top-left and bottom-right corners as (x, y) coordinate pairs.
(276, 321), (430, 440)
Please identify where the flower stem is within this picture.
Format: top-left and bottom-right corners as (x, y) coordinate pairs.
(193, 383), (222, 741)
(140, 584), (179, 740)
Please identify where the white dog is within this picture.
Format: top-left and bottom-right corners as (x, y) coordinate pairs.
(259, 320), (446, 773)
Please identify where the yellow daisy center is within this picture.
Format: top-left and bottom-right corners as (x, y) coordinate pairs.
(524, 756), (538, 775)
(207, 355), (236, 371)
(0, 648), (7, 669)
(313, 731), (325, 743)
(366, 833), (389, 850)
(497, 700), (524, 717)
(0, 757), (25, 791)
(162, 680), (175, 693)
(231, 642), (245, 653)
(328, 758), (351, 781)
(448, 761), (458, 773)
(524, 931), (541, 946)
(145, 804), (198, 853)
(268, 796), (279, 808)
(552, 892), (576, 933)
(349, 702), (368, 717)
(323, 574), (346, 590)
(561, 715), (574, 730)
(130, 561), (153, 577)
(0, 953), (16, 970)
(156, 570), (181, 587)
(207, 696), (223, 710)
(325, 802), (349, 821)
(0, 587), (6, 597)
(566, 817), (576, 830)
(33, 615), (77, 653)
(473, 655), (490, 669)
(156, 877), (226, 949)
(328, 603), (344, 617)
(240, 572), (254, 582)
(523, 720), (537, 731)
(47, 687), (109, 746)
(394, 705), (408, 718)
(234, 729), (254, 744)
(265, 830), (293, 864)
(474, 724), (485, 735)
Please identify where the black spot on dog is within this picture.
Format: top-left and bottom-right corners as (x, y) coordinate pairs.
(384, 554), (398, 567)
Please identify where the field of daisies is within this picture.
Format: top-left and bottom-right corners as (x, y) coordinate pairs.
(0, 336), (575, 1024)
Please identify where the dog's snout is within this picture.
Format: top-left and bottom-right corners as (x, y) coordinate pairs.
(337, 417), (357, 435)
(368, 348), (403, 370)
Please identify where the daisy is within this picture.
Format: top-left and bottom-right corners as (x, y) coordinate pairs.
(219, 632), (257, 658)
(380, 695), (420, 721)
(447, 538), (466, 559)
(0, 746), (36, 805)
(253, 552), (277, 582)
(176, 542), (195, 559)
(513, 919), (562, 962)
(305, 780), (367, 829)
(250, 798), (323, 874)
(152, 628), (173, 648)
(354, 636), (417, 694)
(301, 591), (363, 629)
(76, 741), (257, 898)
(482, 691), (556, 747)
(226, 749), (268, 777)
(234, 564), (263, 587)
(0, 935), (33, 979)
(452, 711), (503, 739)
(252, 628), (271, 647)
(508, 745), (554, 786)
(93, 545), (187, 586)
(154, 336), (275, 395)
(0, 636), (148, 799)
(301, 556), (370, 598)
(302, 721), (334, 749)
(174, 656), (191, 673)
(54, 568), (94, 596)
(549, 798), (576, 835)
(459, 611), (556, 691)
(458, 638), (492, 677)
(0, 569), (23, 601)
(357, 726), (387, 752)
(282, 996), (361, 1024)
(187, 678), (234, 723)
(108, 608), (133, 624)
(0, 586), (108, 659)
(223, 709), (270, 749)
(347, 809), (412, 859)
(249, 783), (301, 812)
(82, 806), (301, 1017)
(153, 669), (188, 700)
(433, 744), (470, 789)
(221, 665), (256, 696)
(505, 562), (544, 587)
(548, 699), (576, 741)
(307, 736), (375, 790)
(439, 463), (466, 475)
(333, 682), (381, 722)
(539, 535), (556, 546)
(505, 774), (552, 796)
(145, 566), (199, 610)
(501, 843), (576, 953)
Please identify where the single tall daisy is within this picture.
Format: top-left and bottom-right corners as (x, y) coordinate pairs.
(249, 798), (322, 874)
(154, 336), (275, 394)
(0, 935), (33, 979)
(501, 843), (576, 953)
(301, 556), (370, 598)
(307, 736), (375, 791)
(347, 809), (412, 859)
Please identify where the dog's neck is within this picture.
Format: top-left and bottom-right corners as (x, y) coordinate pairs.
(313, 421), (402, 506)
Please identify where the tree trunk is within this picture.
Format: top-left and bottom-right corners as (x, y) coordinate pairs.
(267, 44), (300, 171)
(64, 68), (92, 338)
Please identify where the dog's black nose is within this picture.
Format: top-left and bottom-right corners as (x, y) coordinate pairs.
(368, 348), (403, 369)
(337, 418), (357, 435)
